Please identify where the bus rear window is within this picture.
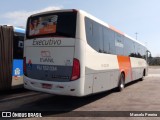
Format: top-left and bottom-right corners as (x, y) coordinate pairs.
(26, 12), (77, 38)
(13, 32), (24, 59)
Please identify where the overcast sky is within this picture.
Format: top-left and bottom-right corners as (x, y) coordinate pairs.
(0, 0), (160, 56)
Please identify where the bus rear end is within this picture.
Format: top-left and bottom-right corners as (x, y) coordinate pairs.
(24, 9), (85, 96)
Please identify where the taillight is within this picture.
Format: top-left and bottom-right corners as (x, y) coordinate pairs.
(23, 57), (26, 76)
(71, 58), (80, 81)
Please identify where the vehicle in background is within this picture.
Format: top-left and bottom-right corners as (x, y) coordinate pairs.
(12, 27), (25, 88)
(0, 26), (25, 91)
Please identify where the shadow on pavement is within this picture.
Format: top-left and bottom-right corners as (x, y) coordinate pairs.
(6, 79), (142, 117)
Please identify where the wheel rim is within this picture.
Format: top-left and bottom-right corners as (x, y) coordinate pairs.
(120, 82), (124, 89)
(120, 74), (124, 90)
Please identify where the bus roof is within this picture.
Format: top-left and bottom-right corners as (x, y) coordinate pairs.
(27, 9), (146, 47)
(14, 27), (25, 34)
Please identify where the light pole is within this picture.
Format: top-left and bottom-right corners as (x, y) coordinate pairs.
(135, 32), (138, 40)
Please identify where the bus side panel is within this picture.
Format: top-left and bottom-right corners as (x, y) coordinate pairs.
(84, 45), (120, 94)
(74, 12), (89, 96)
(117, 56), (133, 84)
(130, 57), (147, 81)
(73, 39), (86, 96)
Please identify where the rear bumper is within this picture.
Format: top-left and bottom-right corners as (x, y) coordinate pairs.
(24, 76), (84, 97)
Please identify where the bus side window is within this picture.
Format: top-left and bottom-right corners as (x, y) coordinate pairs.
(18, 41), (24, 48)
(109, 30), (116, 54)
(103, 27), (110, 54)
(93, 22), (103, 52)
(115, 33), (124, 55)
(85, 18), (96, 50)
(13, 35), (24, 59)
(85, 17), (100, 52)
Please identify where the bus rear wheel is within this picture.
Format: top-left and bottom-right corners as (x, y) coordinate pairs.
(140, 69), (145, 81)
(118, 73), (125, 92)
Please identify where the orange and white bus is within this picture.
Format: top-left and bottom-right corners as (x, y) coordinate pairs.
(24, 9), (149, 96)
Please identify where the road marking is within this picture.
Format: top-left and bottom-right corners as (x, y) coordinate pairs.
(0, 93), (40, 102)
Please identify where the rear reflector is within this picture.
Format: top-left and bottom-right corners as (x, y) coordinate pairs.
(71, 58), (80, 80)
(42, 83), (52, 89)
(23, 57), (26, 76)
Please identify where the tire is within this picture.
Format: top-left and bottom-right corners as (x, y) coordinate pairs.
(140, 70), (145, 81)
(118, 73), (125, 92)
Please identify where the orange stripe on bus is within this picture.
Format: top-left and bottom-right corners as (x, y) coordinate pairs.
(117, 56), (132, 80)
(109, 25), (124, 35)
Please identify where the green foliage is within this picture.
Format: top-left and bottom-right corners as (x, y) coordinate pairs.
(148, 57), (160, 66)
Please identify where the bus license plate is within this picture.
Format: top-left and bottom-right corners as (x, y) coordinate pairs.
(42, 83), (52, 89)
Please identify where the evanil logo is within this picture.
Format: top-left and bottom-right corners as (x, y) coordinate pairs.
(40, 51), (54, 63)
(41, 51), (51, 57)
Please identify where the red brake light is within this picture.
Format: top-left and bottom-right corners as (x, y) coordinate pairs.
(71, 58), (80, 80)
(23, 57), (26, 76)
